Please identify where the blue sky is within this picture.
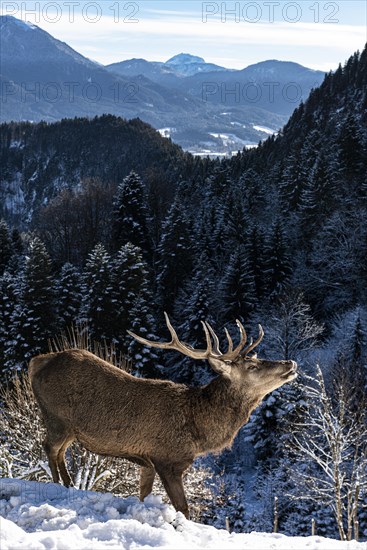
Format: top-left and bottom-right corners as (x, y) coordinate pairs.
(1, 1), (366, 70)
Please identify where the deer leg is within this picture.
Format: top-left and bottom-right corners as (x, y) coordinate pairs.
(43, 436), (60, 483)
(43, 417), (72, 485)
(57, 437), (75, 487)
(155, 463), (190, 519)
(140, 465), (156, 501)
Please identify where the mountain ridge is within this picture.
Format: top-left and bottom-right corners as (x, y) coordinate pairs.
(0, 15), (325, 154)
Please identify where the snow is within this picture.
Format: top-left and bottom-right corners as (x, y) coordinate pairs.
(208, 133), (256, 147)
(5, 17), (37, 30)
(158, 128), (176, 138)
(0, 479), (365, 550)
(252, 125), (276, 135)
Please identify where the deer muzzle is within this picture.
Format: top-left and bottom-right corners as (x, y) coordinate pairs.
(281, 361), (298, 379)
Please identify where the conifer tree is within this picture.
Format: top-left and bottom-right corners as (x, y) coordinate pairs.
(245, 225), (267, 299)
(6, 238), (56, 368)
(278, 152), (308, 210)
(0, 220), (12, 275)
(55, 263), (82, 330)
(338, 113), (365, 179)
(171, 254), (215, 384)
(222, 186), (251, 247)
(155, 199), (194, 315)
(81, 244), (113, 340)
(110, 243), (156, 358)
(112, 171), (150, 253)
(218, 245), (256, 325)
(264, 221), (292, 295)
(0, 271), (18, 373)
(128, 296), (161, 379)
(299, 152), (340, 236)
(239, 168), (266, 217)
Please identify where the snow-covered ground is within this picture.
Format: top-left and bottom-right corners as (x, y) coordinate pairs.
(0, 479), (365, 549)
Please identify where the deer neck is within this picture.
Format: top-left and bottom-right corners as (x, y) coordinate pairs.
(190, 376), (261, 454)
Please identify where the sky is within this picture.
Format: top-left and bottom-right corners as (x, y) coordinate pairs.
(1, 1), (366, 70)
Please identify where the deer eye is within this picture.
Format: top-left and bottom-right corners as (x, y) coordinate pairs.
(248, 364), (258, 371)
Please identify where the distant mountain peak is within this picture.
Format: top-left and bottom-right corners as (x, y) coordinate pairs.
(0, 15), (37, 30)
(166, 53), (206, 65)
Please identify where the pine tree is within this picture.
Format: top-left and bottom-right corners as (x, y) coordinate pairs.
(8, 228), (24, 273)
(112, 171), (150, 253)
(110, 243), (157, 359)
(218, 245), (257, 325)
(0, 271), (18, 374)
(128, 296), (161, 379)
(155, 199), (194, 315)
(338, 113), (365, 179)
(278, 152), (308, 210)
(264, 221), (292, 296)
(81, 244), (113, 340)
(55, 263), (82, 330)
(245, 225), (267, 299)
(0, 220), (12, 275)
(171, 255), (215, 384)
(299, 152), (341, 237)
(6, 238), (56, 369)
(222, 185), (251, 247)
(239, 168), (266, 217)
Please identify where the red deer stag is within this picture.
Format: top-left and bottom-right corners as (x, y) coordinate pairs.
(29, 314), (297, 518)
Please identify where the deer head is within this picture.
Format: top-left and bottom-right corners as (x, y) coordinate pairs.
(128, 313), (297, 397)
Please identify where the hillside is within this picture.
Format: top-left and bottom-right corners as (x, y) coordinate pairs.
(0, 115), (201, 227)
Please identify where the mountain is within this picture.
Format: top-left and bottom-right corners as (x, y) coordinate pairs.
(0, 16), (325, 154)
(106, 58), (179, 86)
(107, 53), (228, 83)
(164, 53), (227, 76)
(0, 16), (204, 129)
(170, 60), (325, 116)
(107, 55), (324, 116)
(0, 115), (201, 227)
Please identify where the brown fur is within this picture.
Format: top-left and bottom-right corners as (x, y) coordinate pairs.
(29, 348), (296, 518)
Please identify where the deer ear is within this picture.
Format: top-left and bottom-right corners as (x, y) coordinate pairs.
(208, 357), (232, 377)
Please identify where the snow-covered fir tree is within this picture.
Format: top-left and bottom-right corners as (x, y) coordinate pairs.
(218, 245), (257, 325)
(264, 221), (293, 296)
(0, 219), (12, 275)
(110, 242), (160, 376)
(5, 238), (56, 369)
(81, 243), (113, 340)
(112, 170), (150, 254)
(156, 199), (194, 315)
(171, 253), (215, 384)
(55, 263), (82, 330)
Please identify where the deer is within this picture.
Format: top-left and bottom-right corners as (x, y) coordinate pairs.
(29, 314), (297, 519)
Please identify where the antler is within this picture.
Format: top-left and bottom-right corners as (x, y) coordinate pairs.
(127, 312), (213, 360)
(241, 325), (264, 356)
(204, 320), (248, 361)
(128, 314), (250, 362)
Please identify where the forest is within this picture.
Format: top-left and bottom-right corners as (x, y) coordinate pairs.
(0, 46), (367, 540)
